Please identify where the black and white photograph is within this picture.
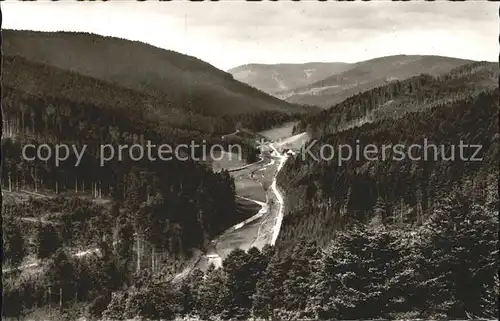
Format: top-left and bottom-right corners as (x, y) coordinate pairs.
(1, 1), (498, 320)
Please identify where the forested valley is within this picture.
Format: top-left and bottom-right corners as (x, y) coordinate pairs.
(270, 63), (499, 319)
(4, 62), (498, 320)
(279, 89), (498, 248)
(2, 35), (498, 320)
(1, 52), (304, 320)
(6, 186), (497, 321)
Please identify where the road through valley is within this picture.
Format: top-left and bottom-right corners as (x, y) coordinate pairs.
(175, 123), (308, 277)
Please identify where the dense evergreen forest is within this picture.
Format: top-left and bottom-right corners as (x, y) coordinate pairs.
(1, 54), (306, 200)
(2, 47), (497, 320)
(1, 53), (306, 320)
(5, 186), (497, 320)
(3, 55), (305, 137)
(255, 63), (498, 319)
(278, 88), (498, 248)
(4, 71), (497, 320)
(1, 57), (302, 249)
(1, 80), (240, 319)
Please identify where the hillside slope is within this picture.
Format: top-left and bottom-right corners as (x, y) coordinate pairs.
(228, 62), (352, 95)
(278, 55), (473, 107)
(294, 61), (499, 136)
(2, 29), (305, 116)
(277, 61), (499, 250)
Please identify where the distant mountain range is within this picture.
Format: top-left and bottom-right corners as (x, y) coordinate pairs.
(230, 55), (475, 108)
(293, 60), (499, 136)
(228, 62), (352, 95)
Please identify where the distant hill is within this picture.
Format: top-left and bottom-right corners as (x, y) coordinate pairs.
(277, 55), (474, 108)
(228, 62), (352, 95)
(294, 61), (499, 136)
(2, 29), (306, 116)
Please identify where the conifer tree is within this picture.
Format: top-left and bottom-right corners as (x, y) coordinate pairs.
(414, 190), (499, 318)
(36, 223), (62, 259)
(3, 217), (26, 266)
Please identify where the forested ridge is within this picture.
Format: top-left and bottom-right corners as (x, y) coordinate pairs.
(1, 53), (308, 200)
(3, 54), (306, 136)
(294, 61), (498, 136)
(259, 68), (498, 319)
(278, 88), (498, 248)
(2, 29), (308, 116)
(1, 54), (301, 254)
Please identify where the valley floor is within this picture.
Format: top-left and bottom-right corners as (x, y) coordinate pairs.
(190, 123), (302, 272)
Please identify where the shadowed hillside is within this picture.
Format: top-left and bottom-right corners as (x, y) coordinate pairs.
(277, 61), (499, 250)
(2, 29), (306, 116)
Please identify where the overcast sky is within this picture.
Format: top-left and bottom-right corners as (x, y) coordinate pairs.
(2, 1), (498, 71)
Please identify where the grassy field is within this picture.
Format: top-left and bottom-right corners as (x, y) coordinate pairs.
(249, 160), (276, 191)
(259, 121), (296, 141)
(215, 215), (264, 259)
(234, 175), (266, 203)
(235, 197), (262, 219)
(197, 153), (281, 266)
(229, 157), (275, 203)
(274, 131), (311, 152)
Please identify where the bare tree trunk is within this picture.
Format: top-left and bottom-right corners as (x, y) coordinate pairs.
(21, 110), (25, 134)
(400, 199), (404, 225)
(136, 234), (141, 273)
(48, 286), (52, 318)
(34, 168), (38, 192)
(152, 247), (155, 273)
(142, 238), (145, 272)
